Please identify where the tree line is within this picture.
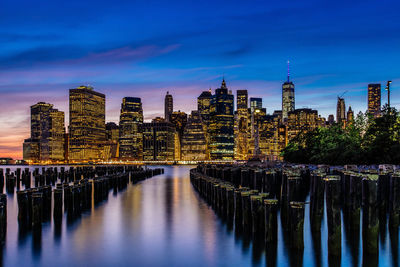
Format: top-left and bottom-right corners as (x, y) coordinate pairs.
(281, 106), (400, 165)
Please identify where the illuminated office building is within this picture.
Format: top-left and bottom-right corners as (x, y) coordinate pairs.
(164, 91), (173, 122)
(106, 122), (119, 142)
(23, 102), (65, 163)
(170, 111), (188, 160)
(170, 111), (188, 137)
(250, 97), (262, 113)
(198, 90), (212, 125)
(119, 97), (143, 160)
(181, 111), (208, 161)
(368, 84), (381, 117)
(336, 97), (346, 124)
(282, 69), (295, 123)
(208, 79), (234, 160)
(142, 121), (175, 161)
(347, 106), (354, 126)
(68, 86), (106, 162)
(287, 108), (320, 141)
(105, 122), (119, 160)
(235, 90), (249, 160)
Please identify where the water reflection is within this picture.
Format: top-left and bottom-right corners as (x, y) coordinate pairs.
(0, 166), (397, 266)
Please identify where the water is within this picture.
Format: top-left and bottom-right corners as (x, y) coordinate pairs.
(0, 165), (398, 266)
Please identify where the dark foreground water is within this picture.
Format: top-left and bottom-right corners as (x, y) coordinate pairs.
(0, 165), (398, 266)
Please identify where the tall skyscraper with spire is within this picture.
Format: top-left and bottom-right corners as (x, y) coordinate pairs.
(282, 61), (295, 123)
(208, 78), (234, 160)
(164, 91), (173, 122)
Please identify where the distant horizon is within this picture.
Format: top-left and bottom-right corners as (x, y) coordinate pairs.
(1, 0), (399, 159)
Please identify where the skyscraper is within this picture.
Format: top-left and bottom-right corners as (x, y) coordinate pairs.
(336, 97), (346, 124)
(181, 111), (208, 161)
(164, 91), (173, 122)
(347, 106), (354, 126)
(119, 97), (143, 160)
(327, 114), (335, 125)
(170, 111), (188, 160)
(282, 62), (295, 123)
(250, 97), (262, 113)
(142, 120), (175, 161)
(23, 102), (65, 163)
(208, 78), (234, 160)
(198, 90), (212, 124)
(68, 86), (106, 162)
(368, 84), (381, 117)
(105, 122), (119, 160)
(287, 108), (320, 141)
(235, 90), (249, 160)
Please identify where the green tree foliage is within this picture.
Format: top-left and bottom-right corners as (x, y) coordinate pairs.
(282, 106), (400, 164)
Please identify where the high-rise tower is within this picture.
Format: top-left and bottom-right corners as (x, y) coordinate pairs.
(336, 97), (346, 124)
(368, 84), (381, 117)
(68, 85), (106, 162)
(164, 91), (173, 122)
(208, 78), (234, 160)
(282, 61), (295, 123)
(250, 98), (262, 113)
(23, 102), (65, 162)
(235, 90), (249, 160)
(119, 97), (143, 160)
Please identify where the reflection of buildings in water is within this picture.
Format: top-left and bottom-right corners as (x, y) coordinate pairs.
(164, 176), (173, 240)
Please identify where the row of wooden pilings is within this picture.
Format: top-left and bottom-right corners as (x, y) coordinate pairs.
(0, 166), (164, 245)
(0, 165), (155, 193)
(190, 164), (400, 267)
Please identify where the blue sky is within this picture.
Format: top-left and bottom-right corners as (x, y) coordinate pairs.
(0, 0), (399, 157)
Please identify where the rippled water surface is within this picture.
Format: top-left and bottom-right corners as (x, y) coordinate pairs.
(0, 165), (398, 266)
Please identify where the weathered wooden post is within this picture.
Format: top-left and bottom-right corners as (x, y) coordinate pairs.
(362, 175), (379, 255)
(325, 175), (341, 258)
(310, 173), (325, 232)
(289, 201), (305, 249)
(32, 192), (43, 228)
(17, 190), (28, 226)
(0, 194), (6, 243)
(250, 195), (264, 237)
(264, 199), (278, 243)
(389, 174), (400, 228)
(53, 188), (63, 223)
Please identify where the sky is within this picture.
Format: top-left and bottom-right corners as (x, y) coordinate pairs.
(1, 0), (400, 159)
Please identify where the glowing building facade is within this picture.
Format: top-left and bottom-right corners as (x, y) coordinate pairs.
(287, 108), (320, 141)
(143, 121), (175, 161)
(250, 97), (262, 113)
(181, 111), (208, 161)
(235, 90), (249, 160)
(164, 92), (173, 122)
(170, 111), (188, 160)
(208, 79), (234, 160)
(68, 86), (106, 162)
(105, 122), (119, 160)
(368, 84), (381, 117)
(119, 97), (143, 160)
(23, 102), (65, 163)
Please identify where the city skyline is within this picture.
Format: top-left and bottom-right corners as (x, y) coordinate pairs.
(1, 0), (400, 159)
(1, 76), (395, 159)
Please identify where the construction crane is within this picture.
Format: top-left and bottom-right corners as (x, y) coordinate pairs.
(338, 91), (348, 99)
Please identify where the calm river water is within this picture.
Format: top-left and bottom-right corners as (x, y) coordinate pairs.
(0, 165), (397, 266)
